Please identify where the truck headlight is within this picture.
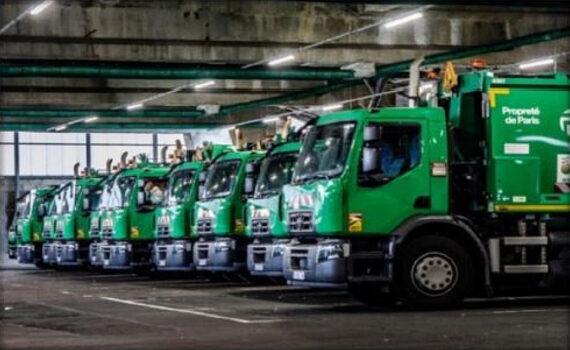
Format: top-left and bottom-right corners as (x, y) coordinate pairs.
(215, 240), (231, 252)
(272, 244), (286, 257)
(317, 243), (344, 262)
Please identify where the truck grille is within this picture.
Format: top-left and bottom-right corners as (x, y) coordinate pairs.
(197, 219), (212, 235)
(156, 225), (170, 239)
(289, 248), (310, 270)
(288, 211), (313, 234)
(55, 231), (64, 240)
(251, 219), (269, 235)
(102, 228), (113, 240)
(90, 228), (100, 239)
(43, 230), (51, 239)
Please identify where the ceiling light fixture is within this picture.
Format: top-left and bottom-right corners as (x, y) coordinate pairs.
(268, 55), (295, 66)
(126, 103), (143, 110)
(263, 117), (280, 124)
(83, 116), (99, 123)
(321, 103), (343, 111)
(194, 81), (216, 89)
(383, 12), (423, 29)
(30, 0), (53, 16)
(519, 58), (555, 70)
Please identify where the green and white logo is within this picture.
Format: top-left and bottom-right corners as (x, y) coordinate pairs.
(560, 109), (570, 136)
(502, 106), (540, 125)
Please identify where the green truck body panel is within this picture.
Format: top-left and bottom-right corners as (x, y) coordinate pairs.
(154, 161), (203, 240)
(245, 141), (302, 238)
(193, 150), (265, 238)
(282, 108), (449, 237)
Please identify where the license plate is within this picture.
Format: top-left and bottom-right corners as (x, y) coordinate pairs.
(159, 260), (166, 267)
(104, 259), (109, 265)
(91, 256), (96, 261)
(254, 263), (264, 271)
(199, 259), (207, 266)
(292, 270), (305, 280)
(57, 257), (61, 262)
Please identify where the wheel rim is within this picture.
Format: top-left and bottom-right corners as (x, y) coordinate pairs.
(411, 252), (458, 297)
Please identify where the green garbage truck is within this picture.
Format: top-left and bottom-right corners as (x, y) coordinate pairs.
(41, 183), (69, 266)
(152, 143), (231, 271)
(246, 140), (301, 276)
(193, 149), (265, 272)
(52, 171), (107, 266)
(15, 185), (60, 266)
(282, 70), (570, 307)
(100, 156), (170, 270)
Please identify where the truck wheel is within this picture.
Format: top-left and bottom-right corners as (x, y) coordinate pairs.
(395, 235), (473, 309)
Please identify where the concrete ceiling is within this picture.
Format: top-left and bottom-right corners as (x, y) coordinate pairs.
(0, 1), (569, 132)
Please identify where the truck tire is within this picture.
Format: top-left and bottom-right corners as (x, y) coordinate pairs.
(395, 235), (473, 309)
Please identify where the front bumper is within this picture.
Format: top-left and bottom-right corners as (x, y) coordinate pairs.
(89, 242), (104, 266)
(283, 240), (348, 288)
(247, 240), (288, 276)
(100, 241), (152, 270)
(17, 244), (36, 264)
(153, 241), (194, 271)
(42, 243), (58, 265)
(193, 237), (245, 272)
(8, 245), (17, 259)
(55, 242), (85, 266)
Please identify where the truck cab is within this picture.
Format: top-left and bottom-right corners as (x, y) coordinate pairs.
(192, 150), (265, 272)
(246, 141), (301, 276)
(53, 175), (106, 266)
(41, 184), (69, 266)
(15, 186), (59, 266)
(152, 161), (203, 271)
(282, 108), (439, 287)
(88, 177), (115, 267)
(100, 163), (169, 270)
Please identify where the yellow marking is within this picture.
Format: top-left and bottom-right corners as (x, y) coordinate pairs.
(495, 204), (570, 212)
(130, 227), (140, 238)
(77, 229), (85, 239)
(33, 232), (40, 241)
(488, 88), (510, 108)
(348, 213), (363, 233)
(235, 219), (245, 234)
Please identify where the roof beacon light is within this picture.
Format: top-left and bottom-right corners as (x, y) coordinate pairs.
(383, 12), (423, 29)
(30, 0), (53, 16)
(268, 55), (295, 66)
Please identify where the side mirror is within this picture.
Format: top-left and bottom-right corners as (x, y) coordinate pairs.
(364, 125), (381, 142)
(38, 204), (46, 217)
(362, 147), (379, 173)
(199, 171), (207, 184)
(244, 176), (255, 195)
(137, 191), (145, 206)
(83, 198), (90, 211)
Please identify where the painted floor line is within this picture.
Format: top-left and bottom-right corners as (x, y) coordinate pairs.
(99, 296), (281, 324)
(492, 308), (568, 315)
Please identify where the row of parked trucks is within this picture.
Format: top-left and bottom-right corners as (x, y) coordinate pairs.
(7, 69), (570, 308)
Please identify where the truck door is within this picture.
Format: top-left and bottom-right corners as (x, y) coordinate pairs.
(347, 121), (431, 235)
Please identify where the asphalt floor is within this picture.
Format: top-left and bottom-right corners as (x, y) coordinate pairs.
(1, 257), (568, 350)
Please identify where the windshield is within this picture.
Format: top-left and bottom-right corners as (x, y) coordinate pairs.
(256, 153), (297, 196)
(165, 170), (196, 206)
(95, 183), (112, 210)
(109, 176), (136, 209)
(293, 122), (356, 182)
(16, 193), (32, 218)
(203, 160), (241, 199)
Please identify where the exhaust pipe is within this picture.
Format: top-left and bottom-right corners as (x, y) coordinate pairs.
(73, 162), (80, 177)
(120, 152), (129, 169)
(106, 159), (113, 174)
(161, 146), (168, 164)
